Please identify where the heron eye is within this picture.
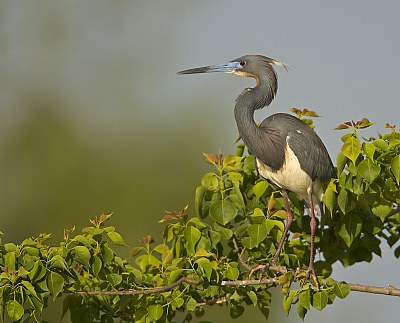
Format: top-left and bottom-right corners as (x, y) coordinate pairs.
(239, 60), (246, 67)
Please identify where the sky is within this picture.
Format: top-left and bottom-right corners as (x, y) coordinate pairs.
(1, 1), (399, 322)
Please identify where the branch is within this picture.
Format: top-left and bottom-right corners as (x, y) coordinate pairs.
(67, 277), (199, 296)
(67, 277), (400, 297)
(347, 283), (400, 297)
(387, 206), (400, 217)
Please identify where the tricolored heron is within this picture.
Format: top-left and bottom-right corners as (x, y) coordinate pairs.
(177, 55), (335, 285)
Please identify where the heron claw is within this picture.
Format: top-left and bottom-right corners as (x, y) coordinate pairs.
(248, 260), (287, 280)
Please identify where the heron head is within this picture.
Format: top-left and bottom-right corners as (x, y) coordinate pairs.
(177, 55), (288, 79)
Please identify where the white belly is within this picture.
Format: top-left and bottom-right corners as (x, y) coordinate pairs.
(256, 144), (324, 206)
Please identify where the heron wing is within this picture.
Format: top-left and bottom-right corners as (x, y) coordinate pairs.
(258, 113), (335, 181)
(286, 123), (336, 181)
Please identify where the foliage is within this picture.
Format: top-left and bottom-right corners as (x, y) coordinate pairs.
(0, 111), (399, 322)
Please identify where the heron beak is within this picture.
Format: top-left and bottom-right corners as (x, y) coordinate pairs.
(177, 61), (242, 75)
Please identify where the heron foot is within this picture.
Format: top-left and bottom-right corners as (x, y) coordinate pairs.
(248, 261), (287, 279)
(248, 264), (270, 279)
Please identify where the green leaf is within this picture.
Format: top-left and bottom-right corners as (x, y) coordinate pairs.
(130, 246), (143, 257)
(107, 231), (127, 246)
(147, 304), (163, 321)
(214, 222), (233, 240)
(6, 300), (24, 321)
(135, 254), (161, 271)
(247, 223), (268, 248)
(107, 273), (122, 287)
(323, 186), (336, 214)
(62, 295), (73, 320)
(21, 281), (38, 298)
(373, 138), (388, 151)
(253, 181), (268, 198)
(102, 244), (114, 265)
(391, 155), (400, 185)
(283, 290), (297, 315)
(325, 277), (336, 287)
(194, 185), (208, 217)
(5, 252), (16, 271)
(209, 200), (237, 225)
(347, 175), (364, 196)
(195, 257), (212, 281)
(73, 246), (91, 268)
(184, 226), (201, 255)
(298, 287), (310, 310)
(312, 291), (328, 311)
(225, 265), (239, 280)
(342, 136), (361, 164)
(29, 260), (46, 281)
(256, 289), (271, 320)
(73, 234), (93, 247)
(201, 172), (219, 189)
(371, 201), (392, 221)
(50, 254), (69, 271)
(363, 142), (375, 160)
(250, 207), (265, 217)
(223, 154), (242, 169)
(209, 229), (221, 246)
(4, 243), (17, 252)
(47, 271), (64, 300)
(186, 297), (198, 311)
(188, 217), (208, 230)
(247, 291), (258, 306)
(229, 185), (246, 211)
(336, 152), (347, 174)
(236, 143), (245, 156)
(28, 293), (44, 312)
(227, 172), (243, 187)
(266, 219), (284, 233)
(358, 159), (380, 183)
(297, 304), (307, 320)
(167, 269), (183, 284)
(115, 256), (126, 269)
(154, 244), (169, 257)
(337, 189), (349, 214)
(394, 245), (400, 258)
(230, 304), (245, 319)
(91, 256), (102, 276)
(133, 308), (147, 322)
(171, 297), (184, 309)
(83, 227), (104, 236)
(334, 282), (350, 299)
(338, 214), (362, 247)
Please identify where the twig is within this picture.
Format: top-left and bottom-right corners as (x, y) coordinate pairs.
(232, 237), (252, 271)
(196, 296), (227, 307)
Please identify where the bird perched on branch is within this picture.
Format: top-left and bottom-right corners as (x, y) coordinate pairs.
(178, 55), (336, 287)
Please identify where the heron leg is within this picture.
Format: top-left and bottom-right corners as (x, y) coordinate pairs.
(307, 192), (320, 290)
(272, 189), (293, 266)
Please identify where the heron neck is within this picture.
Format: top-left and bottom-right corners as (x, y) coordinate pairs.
(234, 82), (275, 155)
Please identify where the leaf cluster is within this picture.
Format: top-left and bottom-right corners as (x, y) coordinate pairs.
(0, 114), (399, 322)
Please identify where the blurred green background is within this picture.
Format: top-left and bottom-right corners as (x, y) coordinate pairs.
(1, 1), (399, 322)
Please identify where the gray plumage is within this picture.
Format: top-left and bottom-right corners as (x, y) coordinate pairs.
(231, 55), (335, 183)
